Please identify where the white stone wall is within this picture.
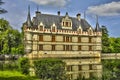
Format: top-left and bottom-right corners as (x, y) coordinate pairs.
(81, 37), (89, 43)
(56, 35), (63, 42)
(56, 45), (63, 50)
(72, 36), (78, 42)
(43, 45), (51, 50)
(43, 35), (51, 41)
(82, 46), (89, 50)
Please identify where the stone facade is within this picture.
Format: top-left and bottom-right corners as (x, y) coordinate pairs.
(23, 7), (102, 80)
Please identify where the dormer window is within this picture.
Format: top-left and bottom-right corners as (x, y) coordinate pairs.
(51, 23), (57, 32)
(88, 27), (93, 35)
(62, 21), (71, 27)
(52, 26), (55, 32)
(61, 12), (72, 29)
(40, 26), (43, 31)
(77, 26), (82, 34)
(38, 22), (44, 31)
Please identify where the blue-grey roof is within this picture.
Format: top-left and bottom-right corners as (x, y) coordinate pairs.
(32, 12), (92, 31)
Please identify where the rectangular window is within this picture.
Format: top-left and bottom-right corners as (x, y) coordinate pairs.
(79, 65), (82, 71)
(40, 26), (43, 31)
(67, 65), (72, 71)
(63, 36), (65, 42)
(66, 45), (69, 51)
(78, 37), (81, 42)
(78, 45), (81, 51)
(52, 45), (55, 51)
(70, 37), (72, 42)
(89, 46), (92, 51)
(52, 35), (55, 42)
(63, 45), (65, 51)
(39, 45), (43, 50)
(39, 35), (43, 41)
(66, 36), (69, 42)
(52, 27), (55, 32)
(89, 37), (92, 43)
(89, 64), (92, 70)
(66, 22), (68, 26)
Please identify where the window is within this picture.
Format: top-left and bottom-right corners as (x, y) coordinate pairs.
(52, 45), (55, 51)
(66, 22), (68, 26)
(67, 65), (72, 71)
(52, 27), (55, 32)
(66, 45), (69, 51)
(89, 64), (92, 70)
(89, 46), (92, 51)
(78, 45), (81, 51)
(79, 65), (82, 71)
(39, 35), (43, 41)
(52, 35), (55, 42)
(78, 37), (81, 42)
(66, 36), (69, 42)
(63, 36), (72, 42)
(89, 37), (92, 43)
(40, 26), (43, 31)
(63, 45), (72, 51)
(39, 45), (43, 50)
(89, 30), (92, 35)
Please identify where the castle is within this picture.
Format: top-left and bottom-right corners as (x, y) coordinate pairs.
(23, 6), (102, 80)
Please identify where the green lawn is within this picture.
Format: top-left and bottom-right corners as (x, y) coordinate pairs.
(0, 70), (39, 80)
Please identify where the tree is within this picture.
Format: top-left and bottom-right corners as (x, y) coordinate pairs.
(0, 19), (24, 55)
(34, 58), (67, 80)
(101, 26), (110, 53)
(0, 0), (7, 14)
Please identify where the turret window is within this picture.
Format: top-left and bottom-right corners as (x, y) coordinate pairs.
(40, 26), (43, 31)
(52, 27), (55, 32)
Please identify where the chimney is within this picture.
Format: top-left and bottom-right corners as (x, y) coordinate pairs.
(76, 13), (81, 21)
(36, 11), (41, 17)
(58, 11), (60, 16)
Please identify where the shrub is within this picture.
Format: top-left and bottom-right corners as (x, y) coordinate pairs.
(18, 57), (30, 75)
(34, 58), (66, 80)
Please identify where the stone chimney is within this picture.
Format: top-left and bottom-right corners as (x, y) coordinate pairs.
(36, 11), (41, 17)
(76, 13), (81, 21)
(58, 11), (60, 16)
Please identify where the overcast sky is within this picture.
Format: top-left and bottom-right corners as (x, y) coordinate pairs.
(0, 0), (120, 37)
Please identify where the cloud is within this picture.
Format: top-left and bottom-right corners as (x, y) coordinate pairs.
(29, 0), (70, 7)
(87, 1), (120, 16)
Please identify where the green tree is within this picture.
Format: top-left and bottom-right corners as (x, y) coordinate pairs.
(34, 58), (66, 80)
(114, 38), (120, 53)
(0, 19), (24, 55)
(101, 26), (110, 53)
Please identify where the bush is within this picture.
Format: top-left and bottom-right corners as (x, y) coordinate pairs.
(34, 58), (66, 80)
(18, 57), (30, 75)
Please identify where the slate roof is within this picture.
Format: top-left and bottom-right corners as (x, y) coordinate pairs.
(28, 11), (93, 31)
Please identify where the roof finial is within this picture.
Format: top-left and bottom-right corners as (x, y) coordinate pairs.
(26, 5), (32, 27)
(95, 15), (101, 32)
(37, 5), (39, 11)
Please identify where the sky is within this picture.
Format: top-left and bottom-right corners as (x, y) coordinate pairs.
(0, 0), (120, 37)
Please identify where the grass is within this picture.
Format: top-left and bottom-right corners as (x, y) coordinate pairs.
(0, 70), (39, 80)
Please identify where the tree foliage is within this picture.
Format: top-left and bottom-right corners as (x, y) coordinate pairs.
(102, 25), (120, 53)
(102, 60), (120, 80)
(34, 58), (67, 80)
(18, 57), (30, 75)
(0, 18), (24, 55)
(102, 25), (110, 53)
